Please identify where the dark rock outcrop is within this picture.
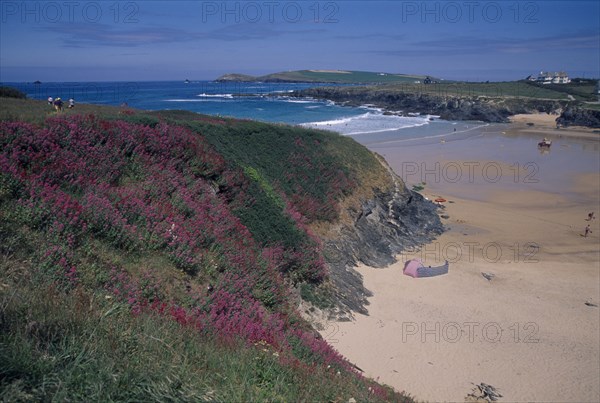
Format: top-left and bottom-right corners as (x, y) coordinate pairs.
(556, 107), (600, 128)
(294, 87), (567, 123)
(323, 165), (444, 318)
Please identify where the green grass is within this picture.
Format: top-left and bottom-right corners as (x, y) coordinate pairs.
(0, 96), (130, 125)
(260, 70), (431, 84)
(153, 109), (390, 225)
(1, 277), (403, 402)
(537, 80), (598, 101)
(583, 103), (600, 111)
(329, 79), (598, 101)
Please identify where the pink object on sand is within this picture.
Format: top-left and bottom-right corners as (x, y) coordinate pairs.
(403, 258), (450, 278)
(403, 259), (424, 278)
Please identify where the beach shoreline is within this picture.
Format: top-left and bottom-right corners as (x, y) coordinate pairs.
(324, 115), (600, 402)
(508, 113), (600, 140)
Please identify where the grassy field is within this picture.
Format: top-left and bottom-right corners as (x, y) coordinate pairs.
(348, 79), (598, 101)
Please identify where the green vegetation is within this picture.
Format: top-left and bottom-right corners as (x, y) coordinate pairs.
(217, 70), (597, 103)
(0, 96), (131, 125)
(217, 69), (433, 84)
(583, 103), (600, 111)
(0, 87), (27, 99)
(0, 96), (408, 401)
(411, 182), (426, 192)
(537, 79), (598, 101)
(152, 109), (390, 230)
(335, 79), (598, 101)
(216, 73), (257, 82)
(0, 260), (402, 402)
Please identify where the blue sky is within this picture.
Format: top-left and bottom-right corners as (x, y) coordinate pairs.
(1, 1), (598, 82)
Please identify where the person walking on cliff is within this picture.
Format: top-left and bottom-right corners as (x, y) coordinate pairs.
(53, 98), (63, 112)
(584, 224), (592, 237)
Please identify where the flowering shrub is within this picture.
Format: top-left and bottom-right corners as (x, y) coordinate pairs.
(192, 121), (357, 224)
(0, 114), (363, 386)
(39, 243), (79, 287)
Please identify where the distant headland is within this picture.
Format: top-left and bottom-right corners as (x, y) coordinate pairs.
(215, 70), (600, 126)
(215, 69), (435, 84)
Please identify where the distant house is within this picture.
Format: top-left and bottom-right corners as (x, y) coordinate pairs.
(528, 71), (571, 84)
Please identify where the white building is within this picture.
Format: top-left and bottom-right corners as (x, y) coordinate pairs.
(528, 71), (571, 84)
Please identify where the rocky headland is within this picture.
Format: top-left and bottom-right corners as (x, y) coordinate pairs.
(293, 86), (573, 123)
(556, 106), (600, 128)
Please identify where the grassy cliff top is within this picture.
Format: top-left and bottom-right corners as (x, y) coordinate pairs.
(0, 96), (406, 401)
(300, 79), (599, 101)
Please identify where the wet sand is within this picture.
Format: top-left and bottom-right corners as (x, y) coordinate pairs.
(327, 116), (600, 402)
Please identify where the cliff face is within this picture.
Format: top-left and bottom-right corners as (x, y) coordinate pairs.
(295, 87), (567, 123)
(319, 158), (443, 319)
(557, 107), (600, 128)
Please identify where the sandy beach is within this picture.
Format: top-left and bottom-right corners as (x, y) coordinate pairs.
(326, 115), (600, 402)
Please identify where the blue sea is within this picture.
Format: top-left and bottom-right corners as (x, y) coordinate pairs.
(7, 80), (489, 145)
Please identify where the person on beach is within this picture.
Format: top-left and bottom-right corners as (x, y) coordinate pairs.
(587, 212), (595, 221)
(47, 96), (53, 105)
(68, 98), (75, 109)
(584, 224), (592, 237)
